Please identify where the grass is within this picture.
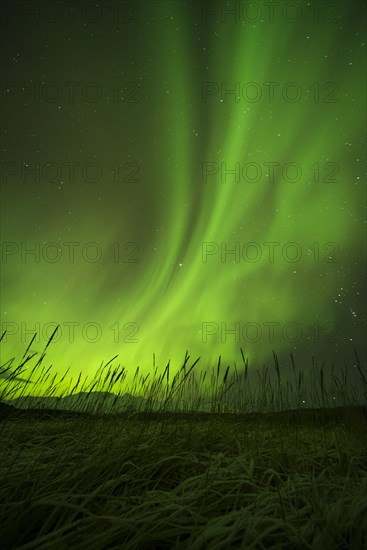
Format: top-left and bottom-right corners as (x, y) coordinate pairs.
(0, 327), (366, 549)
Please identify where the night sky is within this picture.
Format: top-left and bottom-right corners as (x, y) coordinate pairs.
(1, 0), (366, 399)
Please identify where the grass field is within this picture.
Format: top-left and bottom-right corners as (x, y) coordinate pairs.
(1, 328), (366, 549)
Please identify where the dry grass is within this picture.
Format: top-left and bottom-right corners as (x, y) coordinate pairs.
(0, 328), (366, 549)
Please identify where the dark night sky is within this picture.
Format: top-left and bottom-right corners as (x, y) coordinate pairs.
(1, 0), (366, 402)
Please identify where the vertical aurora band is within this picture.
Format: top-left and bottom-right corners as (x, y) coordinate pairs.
(1, 0), (365, 397)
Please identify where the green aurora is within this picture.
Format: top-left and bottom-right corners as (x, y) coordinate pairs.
(1, 0), (366, 397)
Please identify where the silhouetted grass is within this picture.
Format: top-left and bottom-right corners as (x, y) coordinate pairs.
(0, 327), (366, 549)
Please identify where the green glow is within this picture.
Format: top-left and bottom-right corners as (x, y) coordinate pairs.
(1, 1), (365, 397)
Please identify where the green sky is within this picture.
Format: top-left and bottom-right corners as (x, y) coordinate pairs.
(1, 0), (366, 398)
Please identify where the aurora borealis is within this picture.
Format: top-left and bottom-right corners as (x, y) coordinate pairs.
(1, 0), (366, 397)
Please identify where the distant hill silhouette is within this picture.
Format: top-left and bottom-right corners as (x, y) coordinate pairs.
(1, 393), (366, 427)
(1, 391), (150, 414)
